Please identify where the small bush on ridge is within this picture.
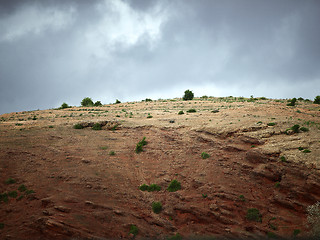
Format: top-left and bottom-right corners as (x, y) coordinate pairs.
(167, 179), (181, 192)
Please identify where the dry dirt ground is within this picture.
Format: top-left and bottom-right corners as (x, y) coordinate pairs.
(0, 97), (320, 239)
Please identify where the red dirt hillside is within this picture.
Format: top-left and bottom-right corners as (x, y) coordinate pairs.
(0, 97), (320, 239)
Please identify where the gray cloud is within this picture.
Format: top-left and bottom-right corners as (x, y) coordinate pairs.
(0, 0), (319, 114)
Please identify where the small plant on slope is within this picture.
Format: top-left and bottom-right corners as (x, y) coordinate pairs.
(135, 137), (147, 153)
(246, 208), (262, 222)
(152, 202), (162, 214)
(167, 179), (181, 192)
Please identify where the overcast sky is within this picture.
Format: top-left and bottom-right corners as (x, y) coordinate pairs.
(0, 0), (319, 114)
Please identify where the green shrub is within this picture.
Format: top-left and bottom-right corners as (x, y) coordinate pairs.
(8, 191), (17, 198)
(147, 115), (153, 118)
(201, 152), (210, 159)
(73, 123), (83, 129)
(167, 179), (181, 192)
(246, 208), (262, 222)
(148, 184), (161, 192)
(25, 190), (35, 195)
(239, 195), (245, 201)
(0, 193), (8, 203)
(300, 127), (309, 132)
(152, 202), (162, 214)
(267, 122), (276, 126)
(32, 116), (37, 120)
(178, 110), (184, 115)
(81, 97), (94, 107)
(287, 98), (297, 106)
(60, 102), (70, 109)
(109, 151), (115, 156)
(183, 89), (194, 101)
(303, 149), (311, 153)
(92, 123), (102, 130)
(293, 229), (301, 237)
(280, 156), (287, 162)
(298, 147), (304, 151)
(5, 178), (16, 184)
(129, 224), (139, 236)
(291, 124), (300, 133)
(94, 101), (102, 106)
(49, 125), (54, 128)
(314, 96), (320, 104)
(139, 184), (149, 191)
(145, 98), (152, 102)
(202, 194), (207, 198)
(187, 109), (196, 113)
(18, 184), (27, 192)
(135, 137), (147, 154)
(115, 99), (121, 104)
(167, 233), (182, 240)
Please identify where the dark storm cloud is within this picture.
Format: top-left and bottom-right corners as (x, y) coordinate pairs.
(0, 0), (319, 114)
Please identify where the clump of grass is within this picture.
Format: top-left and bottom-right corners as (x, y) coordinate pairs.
(293, 229), (301, 237)
(202, 194), (207, 198)
(267, 122), (277, 126)
(303, 149), (311, 153)
(212, 109), (219, 113)
(239, 195), (245, 201)
(48, 125), (54, 128)
(298, 147), (304, 151)
(178, 110), (184, 115)
(246, 208), (262, 222)
(135, 137), (147, 154)
(25, 190), (35, 195)
(187, 109), (196, 113)
(201, 152), (210, 159)
(291, 124), (300, 133)
(129, 224), (139, 236)
(0, 193), (9, 203)
(300, 127), (309, 132)
(18, 184), (27, 192)
(73, 123), (83, 129)
(139, 184), (149, 191)
(8, 191), (18, 198)
(147, 184), (161, 192)
(109, 151), (115, 156)
(280, 156), (287, 162)
(5, 178), (16, 184)
(17, 195), (24, 201)
(92, 123), (102, 130)
(147, 115), (153, 118)
(152, 202), (162, 214)
(167, 179), (181, 192)
(167, 233), (182, 240)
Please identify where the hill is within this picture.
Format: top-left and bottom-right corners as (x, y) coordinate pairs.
(0, 97), (320, 239)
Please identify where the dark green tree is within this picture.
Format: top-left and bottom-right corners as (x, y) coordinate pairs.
(81, 97), (94, 107)
(183, 89), (194, 101)
(314, 96), (320, 104)
(94, 101), (102, 106)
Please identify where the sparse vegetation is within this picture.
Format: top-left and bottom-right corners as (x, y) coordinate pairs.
(302, 149), (311, 153)
(109, 151), (115, 156)
(201, 152), (210, 159)
(183, 89), (194, 101)
(267, 122), (276, 126)
(202, 194), (207, 198)
(275, 182), (280, 188)
(300, 126), (309, 132)
(139, 184), (149, 191)
(178, 110), (184, 115)
(135, 137), (147, 153)
(246, 208), (262, 222)
(115, 99), (121, 104)
(8, 191), (18, 198)
(167, 179), (181, 192)
(25, 189), (35, 195)
(147, 184), (161, 192)
(0, 193), (8, 203)
(152, 201), (162, 214)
